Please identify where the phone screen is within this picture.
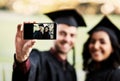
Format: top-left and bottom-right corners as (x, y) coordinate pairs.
(24, 23), (57, 40)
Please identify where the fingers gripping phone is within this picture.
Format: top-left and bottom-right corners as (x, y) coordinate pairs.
(24, 23), (57, 40)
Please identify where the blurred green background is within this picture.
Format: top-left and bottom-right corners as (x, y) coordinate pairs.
(0, 0), (120, 81)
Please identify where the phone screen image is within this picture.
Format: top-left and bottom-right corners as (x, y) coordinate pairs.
(24, 23), (57, 40)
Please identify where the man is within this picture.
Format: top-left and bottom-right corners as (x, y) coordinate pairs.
(33, 24), (43, 39)
(12, 9), (86, 81)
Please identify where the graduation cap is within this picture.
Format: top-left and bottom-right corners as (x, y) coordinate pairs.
(88, 16), (120, 43)
(38, 24), (44, 27)
(45, 9), (87, 67)
(45, 9), (86, 27)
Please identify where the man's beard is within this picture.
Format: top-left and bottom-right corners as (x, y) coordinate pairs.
(55, 44), (68, 54)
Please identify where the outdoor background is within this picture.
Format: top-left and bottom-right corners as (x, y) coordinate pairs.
(0, 0), (120, 81)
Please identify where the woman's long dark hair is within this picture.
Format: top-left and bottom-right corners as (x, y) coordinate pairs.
(44, 26), (50, 33)
(82, 27), (120, 72)
(43, 26), (50, 39)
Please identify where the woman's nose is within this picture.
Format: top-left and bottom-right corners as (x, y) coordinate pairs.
(93, 42), (100, 49)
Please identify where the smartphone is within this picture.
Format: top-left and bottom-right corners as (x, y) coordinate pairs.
(24, 23), (57, 40)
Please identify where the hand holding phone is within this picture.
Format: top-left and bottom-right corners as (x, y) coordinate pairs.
(15, 23), (36, 63)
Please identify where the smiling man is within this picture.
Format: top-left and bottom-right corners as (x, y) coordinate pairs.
(12, 9), (86, 81)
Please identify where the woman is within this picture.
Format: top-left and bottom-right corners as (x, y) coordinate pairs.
(43, 26), (50, 39)
(82, 16), (120, 81)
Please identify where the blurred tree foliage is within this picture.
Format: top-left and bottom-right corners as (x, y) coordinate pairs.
(0, 0), (120, 15)
(77, 2), (102, 14)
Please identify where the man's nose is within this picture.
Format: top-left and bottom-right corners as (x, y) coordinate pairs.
(63, 35), (71, 42)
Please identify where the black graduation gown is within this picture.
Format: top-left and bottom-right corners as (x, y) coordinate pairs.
(33, 31), (43, 39)
(85, 68), (120, 81)
(12, 49), (77, 81)
(43, 32), (50, 39)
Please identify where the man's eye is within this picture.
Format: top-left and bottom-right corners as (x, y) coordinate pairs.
(71, 34), (75, 38)
(60, 32), (66, 36)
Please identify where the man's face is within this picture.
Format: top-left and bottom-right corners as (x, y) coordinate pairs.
(54, 24), (77, 54)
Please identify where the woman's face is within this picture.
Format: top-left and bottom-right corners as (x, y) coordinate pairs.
(89, 31), (113, 62)
(45, 27), (48, 32)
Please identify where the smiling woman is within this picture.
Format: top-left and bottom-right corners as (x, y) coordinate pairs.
(82, 16), (120, 81)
